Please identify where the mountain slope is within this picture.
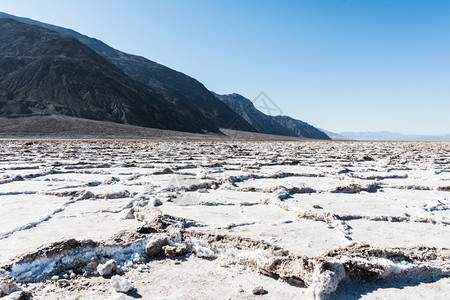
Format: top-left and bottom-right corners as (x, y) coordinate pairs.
(0, 12), (256, 133)
(272, 116), (331, 140)
(0, 18), (218, 133)
(214, 93), (299, 137)
(216, 93), (330, 140)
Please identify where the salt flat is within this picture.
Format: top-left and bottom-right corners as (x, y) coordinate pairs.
(0, 140), (449, 299)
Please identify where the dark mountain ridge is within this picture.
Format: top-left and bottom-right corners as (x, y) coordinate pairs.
(214, 93), (299, 137)
(0, 18), (218, 133)
(215, 93), (330, 140)
(0, 12), (256, 133)
(272, 115), (331, 140)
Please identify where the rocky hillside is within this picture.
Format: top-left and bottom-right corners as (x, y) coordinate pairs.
(272, 116), (331, 140)
(214, 93), (299, 137)
(216, 93), (330, 140)
(0, 12), (256, 133)
(0, 18), (217, 133)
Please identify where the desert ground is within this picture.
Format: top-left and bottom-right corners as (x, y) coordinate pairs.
(0, 139), (449, 299)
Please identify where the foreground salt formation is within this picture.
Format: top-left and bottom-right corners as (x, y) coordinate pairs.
(0, 140), (449, 299)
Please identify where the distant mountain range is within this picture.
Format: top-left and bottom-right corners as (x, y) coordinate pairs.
(337, 131), (450, 141)
(271, 115), (330, 140)
(214, 93), (330, 139)
(0, 12), (330, 139)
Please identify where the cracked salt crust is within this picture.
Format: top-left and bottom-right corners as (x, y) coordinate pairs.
(0, 140), (449, 299)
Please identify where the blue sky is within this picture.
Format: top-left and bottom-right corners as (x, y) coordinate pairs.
(2, 0), (450, 134)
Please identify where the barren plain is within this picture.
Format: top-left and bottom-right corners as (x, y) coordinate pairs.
(0, 140), (449, 299)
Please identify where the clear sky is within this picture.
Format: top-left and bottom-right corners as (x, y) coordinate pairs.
(1, 0), (450, 134)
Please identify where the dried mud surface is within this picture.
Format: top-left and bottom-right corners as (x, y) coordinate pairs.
(0, 140), (449, 299)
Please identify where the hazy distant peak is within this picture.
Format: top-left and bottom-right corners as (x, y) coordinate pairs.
(339, 131), (450, 141)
